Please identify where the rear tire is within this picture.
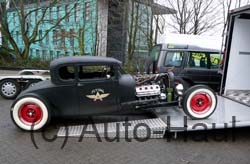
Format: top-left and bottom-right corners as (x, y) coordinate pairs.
(182, 85), (217, 119)
(11, 97), (50, 131)
(0, 79), (21, 99)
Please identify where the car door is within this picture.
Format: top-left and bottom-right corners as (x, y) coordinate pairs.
(183, 51), (211, 85)
(76, 65), (119, 115)
(48, 65), (79, 117)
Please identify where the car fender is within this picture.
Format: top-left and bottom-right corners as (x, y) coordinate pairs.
(10, 93), (54, 117)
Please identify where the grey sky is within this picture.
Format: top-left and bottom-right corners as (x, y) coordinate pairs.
(154, 0), (250, 36)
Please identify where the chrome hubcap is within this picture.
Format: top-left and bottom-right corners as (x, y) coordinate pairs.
(1, 82), (16, 97)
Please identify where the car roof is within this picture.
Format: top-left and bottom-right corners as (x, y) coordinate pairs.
(50, 56), (122, 69)
(159, 44), (221, 53)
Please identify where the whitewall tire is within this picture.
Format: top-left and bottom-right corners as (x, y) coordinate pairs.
(182, 85), (217, 119)
(11, 97), (50, 131)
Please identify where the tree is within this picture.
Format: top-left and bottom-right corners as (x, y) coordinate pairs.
(166, 0), (221, 35)
(0, 0), (76, 61)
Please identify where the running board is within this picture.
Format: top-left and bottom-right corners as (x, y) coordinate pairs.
(57, 118), (167, 139)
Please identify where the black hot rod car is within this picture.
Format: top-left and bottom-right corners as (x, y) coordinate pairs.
(10, 56), (217, 131)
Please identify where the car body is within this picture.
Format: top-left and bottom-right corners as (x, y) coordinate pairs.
(10, 56), (218, 131)
(146, 44), (223, 91)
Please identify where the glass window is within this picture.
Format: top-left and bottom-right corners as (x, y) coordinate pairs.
(13, 13), (16, 26)
(70, 29), (75, 47)
(79, 65), (115, 80)
(49, 7), (53, 19)
(50, 50), (54, 60)
(46, 33), (49, 44)
(150, 45), (161, 61)
(59, 66), (75, 80)
(75, 3), (80, 22)
(189, 52), (208, 68)
(39, 30), (43, 43)
(57, 6), (60, 19)
(36, 49), (40, 59)
(164, 52), (184, 67)
(53, 30), (57, 45)
(85, 2), (91, 21)
(56, 51), (60, 58)
(210, 53), (221, 69)
(16, 31), (19, 42)
(65, 5), (69, 22)
(42, 50), (46, 61)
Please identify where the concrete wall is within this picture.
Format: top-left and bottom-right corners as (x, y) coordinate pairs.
(225, 17), (250, 91)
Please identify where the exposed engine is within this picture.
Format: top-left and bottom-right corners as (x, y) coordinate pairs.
(136, 84), (161, 98)
(134, 72), (175, 102)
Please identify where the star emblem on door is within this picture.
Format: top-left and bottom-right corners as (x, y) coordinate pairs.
(86, 92), (110, 101)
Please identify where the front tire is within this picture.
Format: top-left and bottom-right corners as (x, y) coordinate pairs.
(182, 85), (217, 119)
(0, 79), (21, 99)
(11, 97), (50, 131)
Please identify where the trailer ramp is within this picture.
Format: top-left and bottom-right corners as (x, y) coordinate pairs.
(57, 118), (167, 139)
(57, 96), (250, 138)
(226, 90), (250, 107)
(154, 96), (250, 132)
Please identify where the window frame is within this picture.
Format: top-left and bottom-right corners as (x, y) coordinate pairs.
(57, 65), (77, 83)
(208, 52), (222, 70)
(187, 51), (210, 69)
(76, 64), (118, 82)
(164, 51), (185, 68)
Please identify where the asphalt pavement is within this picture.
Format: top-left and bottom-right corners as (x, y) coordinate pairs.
(0, 70), (250, 164)
(1, 96), (250, 164)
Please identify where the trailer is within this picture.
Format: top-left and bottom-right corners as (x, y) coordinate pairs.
(0, 70), (50, 99)
(57, 6), (250, 138)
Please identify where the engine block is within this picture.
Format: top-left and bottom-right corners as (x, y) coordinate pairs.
(136, 85), (161, 98)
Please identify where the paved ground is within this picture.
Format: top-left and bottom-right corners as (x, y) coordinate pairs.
(1, 69), (250, 164)
(1, 96), (250, 164)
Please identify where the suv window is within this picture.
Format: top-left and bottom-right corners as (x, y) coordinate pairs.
(164, 51), (184, 67)
(189, 52), (208, 68)
(210, 53), (221, 69)
(59, 66), (75, 80)
(78, 65), (115, 80)
(150, 45), (161, 61)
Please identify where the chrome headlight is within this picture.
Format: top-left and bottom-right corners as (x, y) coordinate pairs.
(176, 84), (184, 96)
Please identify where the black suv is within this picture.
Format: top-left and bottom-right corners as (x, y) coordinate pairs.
(145, 44), (222, 91)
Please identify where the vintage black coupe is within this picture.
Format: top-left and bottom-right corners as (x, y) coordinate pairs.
(11, 56), (217, 131)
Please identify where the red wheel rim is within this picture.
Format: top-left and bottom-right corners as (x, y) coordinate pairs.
(190, 92), (212, 114)
(19, 104), (43, 125)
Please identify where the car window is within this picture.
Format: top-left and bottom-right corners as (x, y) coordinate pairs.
(79, 65), (115, 80)
(188, 52), (208, 68)
(59, 66), (75, 80)
(210, 53), (221, 69)
(150, 45), (161, 61)
(164, 52), (184, 67)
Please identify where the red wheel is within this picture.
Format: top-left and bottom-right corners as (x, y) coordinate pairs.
(19, 104), (43, 125)
(190, 93), (212, 114)
(11, 97), (50, 131)
(183, 85), (217, 119)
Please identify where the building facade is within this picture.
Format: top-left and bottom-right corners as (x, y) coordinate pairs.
(5, 0), (174, 63)
(7, 0), (97, 60)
